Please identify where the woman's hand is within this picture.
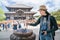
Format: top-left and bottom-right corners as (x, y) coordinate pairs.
(26, 22), (30, 26)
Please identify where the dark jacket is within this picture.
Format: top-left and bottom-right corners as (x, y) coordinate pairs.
(29, 15), (58, 36)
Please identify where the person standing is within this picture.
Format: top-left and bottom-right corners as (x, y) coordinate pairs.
(18, 22), (21, 29)
(26, 5), (58, 40)
(13, 21), (18, 30)
(8, 23), (10, 28)
(2, 23), (5, 30)
(5, 23), (8, 31)
(17, 21), (21, 29)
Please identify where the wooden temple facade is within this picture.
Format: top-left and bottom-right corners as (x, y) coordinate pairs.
(5, 4), (36, 20)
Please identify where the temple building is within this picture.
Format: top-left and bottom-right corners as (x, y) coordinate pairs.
(5, 4), (36, 20)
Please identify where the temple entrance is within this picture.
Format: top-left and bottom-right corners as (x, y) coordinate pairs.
(14, 17), (26, 20)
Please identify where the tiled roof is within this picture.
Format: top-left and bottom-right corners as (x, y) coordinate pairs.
(5, 12), (16, 14)
(5, 11), (36, 14)
(6, 4), (33, 8)
(24, 11), (36, 13)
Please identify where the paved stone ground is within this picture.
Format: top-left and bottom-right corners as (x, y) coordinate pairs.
(0, 28), (60, 40)
(0, 30), (13, 40)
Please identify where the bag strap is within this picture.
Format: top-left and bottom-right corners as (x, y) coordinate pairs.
(47, 15), (51, 30)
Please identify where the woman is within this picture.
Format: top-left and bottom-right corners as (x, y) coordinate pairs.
(27, 5), (58, 40)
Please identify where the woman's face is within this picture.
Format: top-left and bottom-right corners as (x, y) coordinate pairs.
(39, 10), (47, 16)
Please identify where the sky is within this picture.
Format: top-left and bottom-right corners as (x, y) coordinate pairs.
(0, 0), (60, 16)
(12, 0), (60, 11)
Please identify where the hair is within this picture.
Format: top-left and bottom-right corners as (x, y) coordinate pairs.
(45, 11), (50, 16)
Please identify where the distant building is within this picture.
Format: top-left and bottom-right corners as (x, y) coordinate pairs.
(5, 4), (36, 20)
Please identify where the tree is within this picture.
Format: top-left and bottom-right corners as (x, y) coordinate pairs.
(51, 10), (60, 21)
(0, 7), (6, 21)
